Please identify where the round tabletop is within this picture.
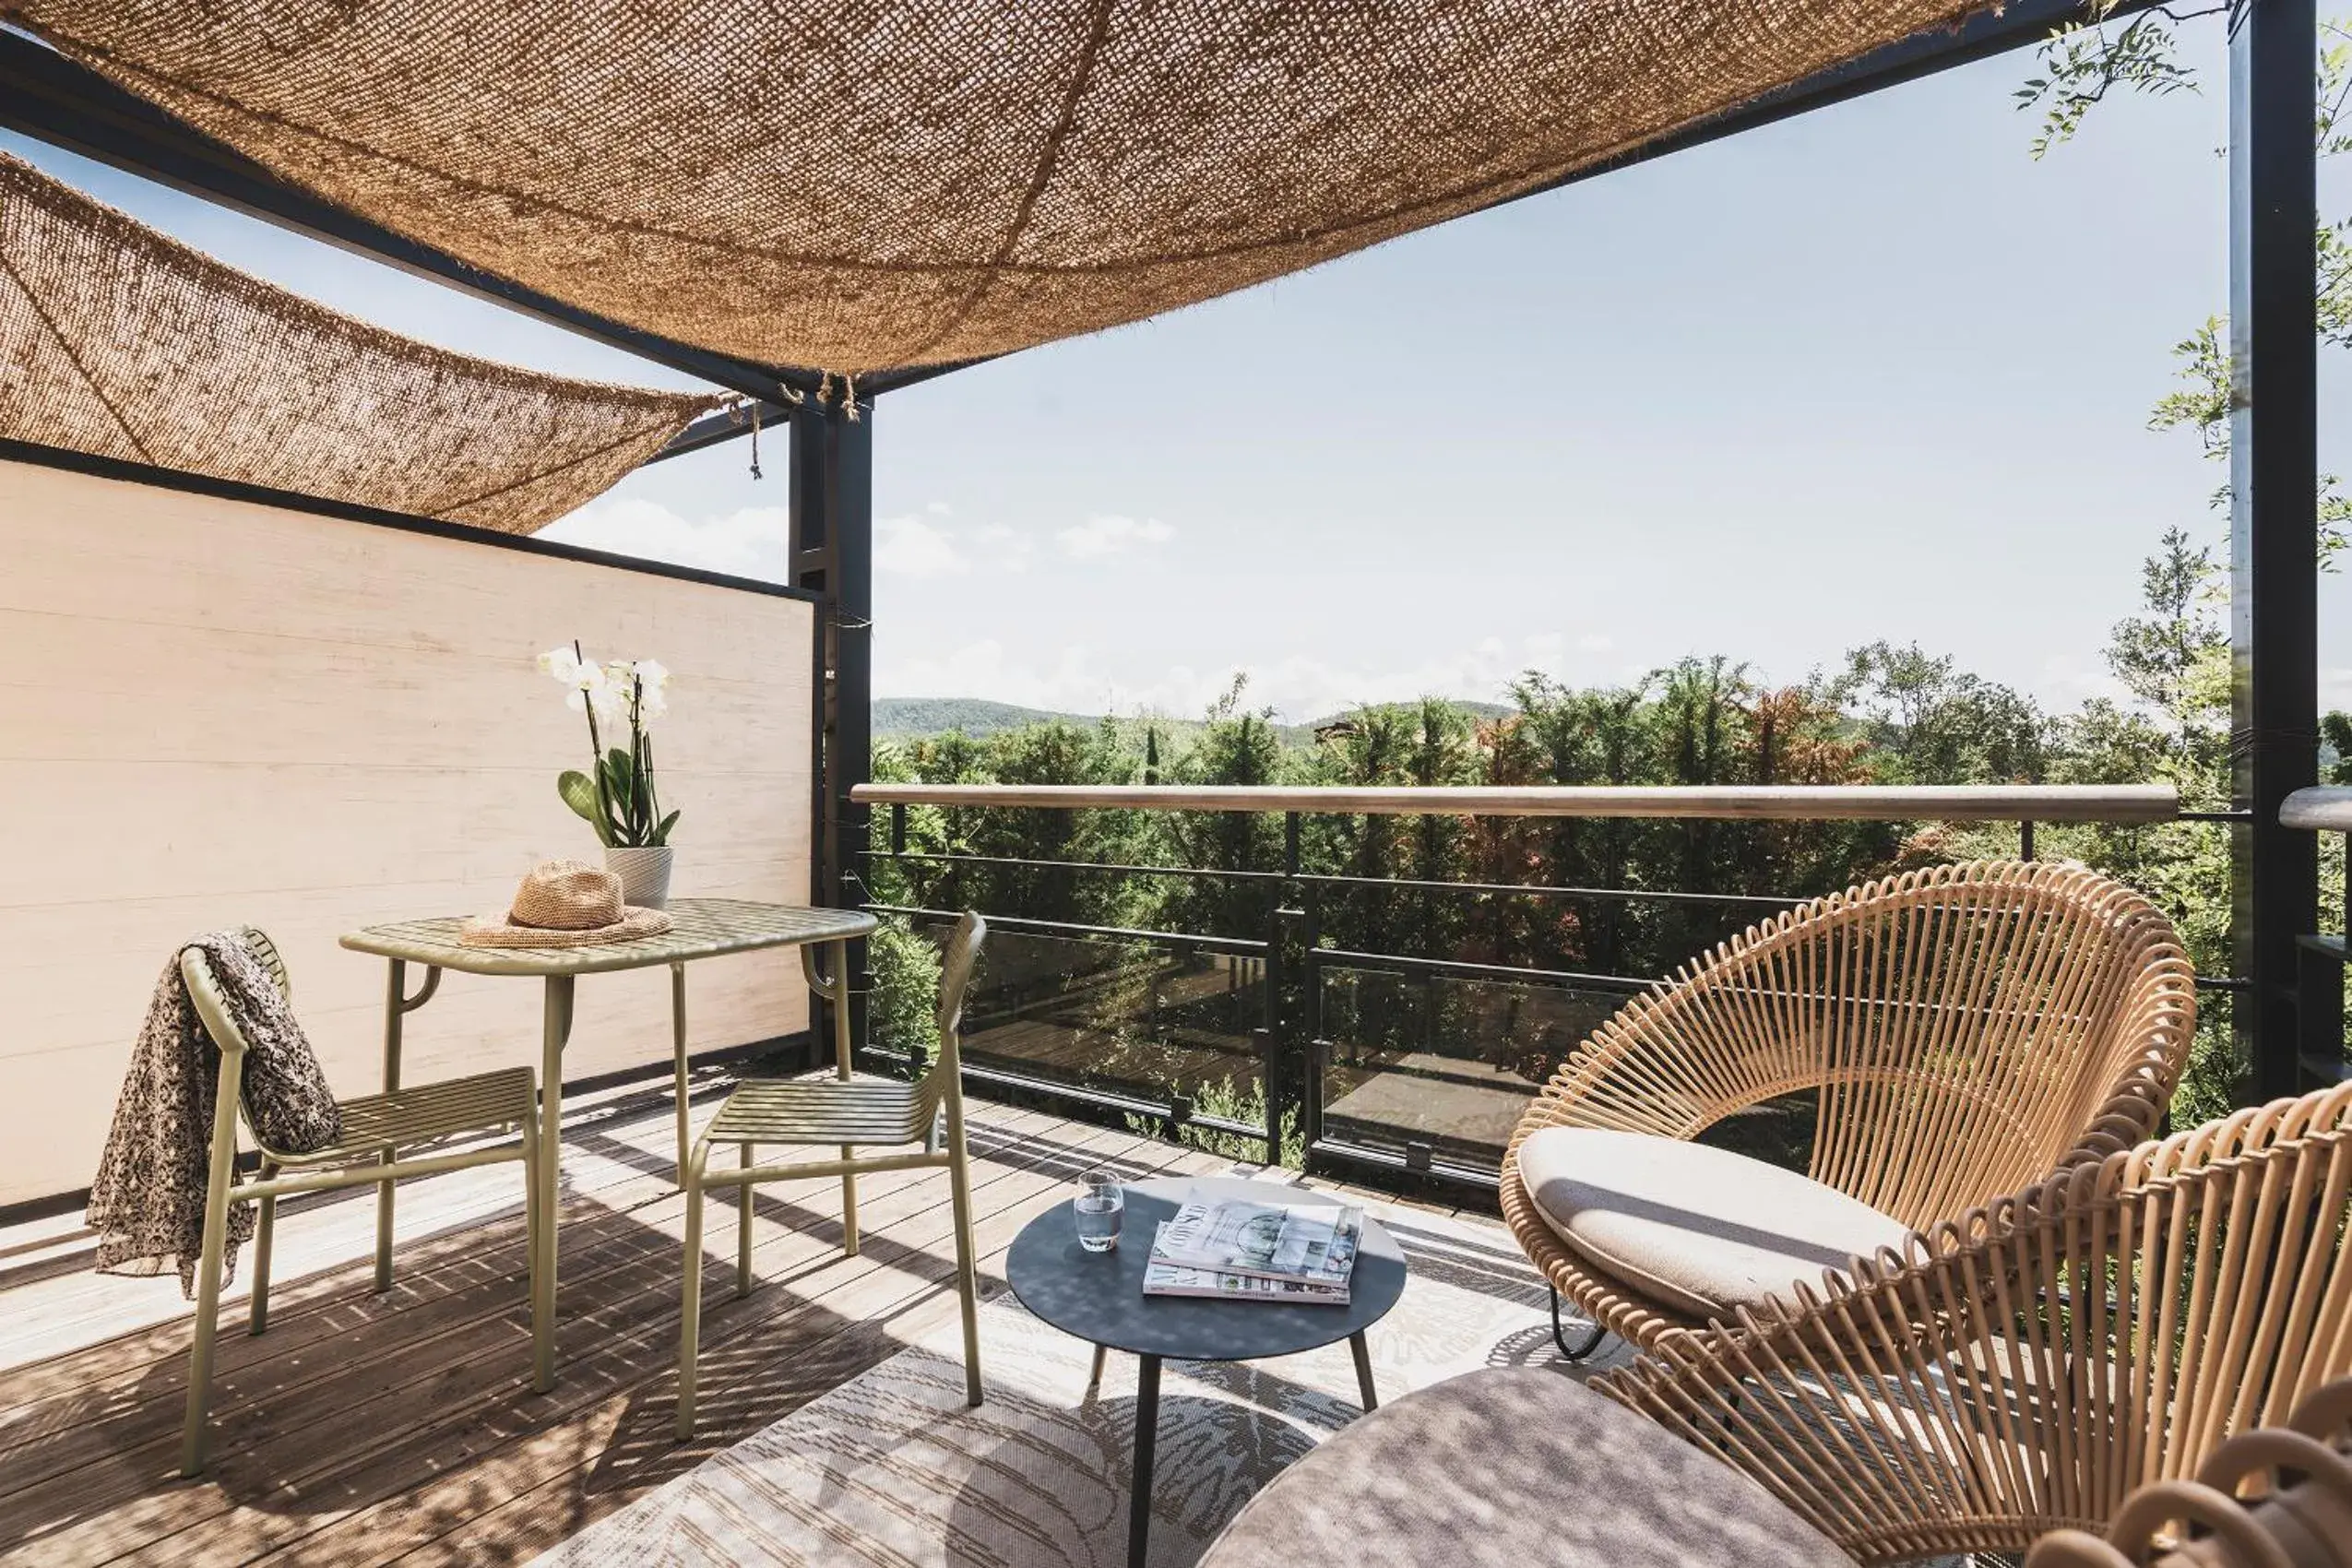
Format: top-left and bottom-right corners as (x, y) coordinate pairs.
(1005, 1176), (1408, 1362)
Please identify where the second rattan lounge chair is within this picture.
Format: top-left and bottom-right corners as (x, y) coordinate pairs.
(1204, 1088), (2352, 1567)
(1601, 1079), (2352, 1563)
(2025, 1372), (2352, 1567)
(674, 911), (988, 1438)
(1502, 861), (2197, 1357)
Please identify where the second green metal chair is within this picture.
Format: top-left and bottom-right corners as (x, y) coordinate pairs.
(675, 912), (989, 1438)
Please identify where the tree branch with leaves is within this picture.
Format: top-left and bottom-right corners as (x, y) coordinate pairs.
(2023, 4), (2352, 561)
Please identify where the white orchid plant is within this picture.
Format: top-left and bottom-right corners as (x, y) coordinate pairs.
(538, 642), (678, 849)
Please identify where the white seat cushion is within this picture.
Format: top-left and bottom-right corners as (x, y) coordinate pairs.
(1515, 1127), (1911, 1319)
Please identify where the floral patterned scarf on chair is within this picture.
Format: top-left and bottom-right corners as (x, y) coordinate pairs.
(88, 932), (341, 1296)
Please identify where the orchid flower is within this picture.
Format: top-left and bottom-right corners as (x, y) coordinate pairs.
(540, 645), (610, 714)
(538, 645), (586, 686)
(577, 665), (617, 718)
(635, 660), (672, 722)
(543, 641), (680, 849)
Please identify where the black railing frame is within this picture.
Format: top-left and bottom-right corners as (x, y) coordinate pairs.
(861, 793), (2264, 1194)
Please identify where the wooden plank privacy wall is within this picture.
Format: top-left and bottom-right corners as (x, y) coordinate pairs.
(0, 459), (815, 1208)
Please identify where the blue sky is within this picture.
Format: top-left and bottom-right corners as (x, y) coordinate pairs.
(8, 18), (2340, 724)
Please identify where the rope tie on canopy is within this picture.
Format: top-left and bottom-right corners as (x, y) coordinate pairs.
(734, 373), (850, 479)
(809, 371), (861, 422)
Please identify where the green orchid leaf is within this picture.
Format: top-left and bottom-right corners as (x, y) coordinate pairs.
(558, 769), (618, 848)
(602, 753), (637, 812)
(558, 769), (600, 822)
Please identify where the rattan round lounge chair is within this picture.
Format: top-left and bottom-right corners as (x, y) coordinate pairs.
(2026, 1372), (2352, 1568)
(1502, 860), (2196, 1357)
(1599, 1080), (2352, 1565)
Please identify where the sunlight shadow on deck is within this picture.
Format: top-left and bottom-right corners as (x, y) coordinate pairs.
(0, 1089), (1316, 1564)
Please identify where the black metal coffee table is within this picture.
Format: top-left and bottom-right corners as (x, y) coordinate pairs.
(1005, 1175), (1408, 1568)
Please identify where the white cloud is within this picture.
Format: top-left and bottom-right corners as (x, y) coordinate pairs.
(549, 495), (1042, 582)
(537, 501), (1633, 724)
(973, 522), (1039, 570)
(2037, 653), (2130, 710)
(874, 514), (969, 576)
(876, 632), (1598, 726)
(1576, 633), (1616, 653)
(1057, 514), (1174, 559)
(541, 497), (789, 582)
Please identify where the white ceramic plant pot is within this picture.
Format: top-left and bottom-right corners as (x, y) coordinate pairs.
(605, 845), (674, 910)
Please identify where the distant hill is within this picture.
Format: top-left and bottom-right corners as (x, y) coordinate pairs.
(874, 695), (1518, 742)
(873, 698), (1099, 738)
(1381, 700), (1515, 723)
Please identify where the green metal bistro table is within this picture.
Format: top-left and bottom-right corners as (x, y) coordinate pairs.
(339, 897), (878, 1387)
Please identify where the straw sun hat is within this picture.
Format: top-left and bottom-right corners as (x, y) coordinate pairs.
(458, 860), (672, 948)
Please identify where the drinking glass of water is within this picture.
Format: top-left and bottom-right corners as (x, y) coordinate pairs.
(1074, 1170), (1123, 1253)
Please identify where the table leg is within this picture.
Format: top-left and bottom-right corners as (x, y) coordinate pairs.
(374, 959), (444, 1292)
(375, 959), (404, 1293)
(1129, 1353), (1160, 1568)
(670, 962), (691, 1186)
(1087, 1342), (1108, 1396)
(833, 936), (858, 1256)
(1349, 1330), (1378, 1411)
(537, 973), (574, 1390)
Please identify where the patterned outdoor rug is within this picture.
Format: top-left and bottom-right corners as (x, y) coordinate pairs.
(536, 1201), (1627, 1567)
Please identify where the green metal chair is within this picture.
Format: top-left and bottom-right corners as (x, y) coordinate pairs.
(177, 927), (549, 1476)
(676, 912), (988, 1438)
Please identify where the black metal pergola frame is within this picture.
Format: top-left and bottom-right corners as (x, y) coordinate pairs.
(0, 1), (2320, 1092)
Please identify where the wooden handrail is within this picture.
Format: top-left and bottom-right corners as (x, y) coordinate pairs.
(2282, 785), (2352, 831)
(849, 782), (2178, 822)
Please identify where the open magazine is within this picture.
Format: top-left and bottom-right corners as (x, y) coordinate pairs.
(1142, 1225), (1351, 1303)
(1143, 1189), (1362, 1302)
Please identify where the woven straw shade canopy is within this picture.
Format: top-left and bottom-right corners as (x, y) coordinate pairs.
(0, 151), (719, 533)
(8, 1), (1995, 375)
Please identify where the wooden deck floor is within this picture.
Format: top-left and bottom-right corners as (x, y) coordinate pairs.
(0, 1070), (1492, 1566)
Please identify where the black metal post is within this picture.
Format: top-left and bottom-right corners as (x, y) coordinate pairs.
(1303, 886), (1327, 1152)
(2299, 828), (2352, 1079)
(1263, 904), (1315, 1163)
(2297, 927), (2344, 1080)
(2230, 0), (2321, 1103)
(791, 396), (875, 1061)
(1258, 915), (1282, 1162)
(2332, 831), (2352, 1078)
